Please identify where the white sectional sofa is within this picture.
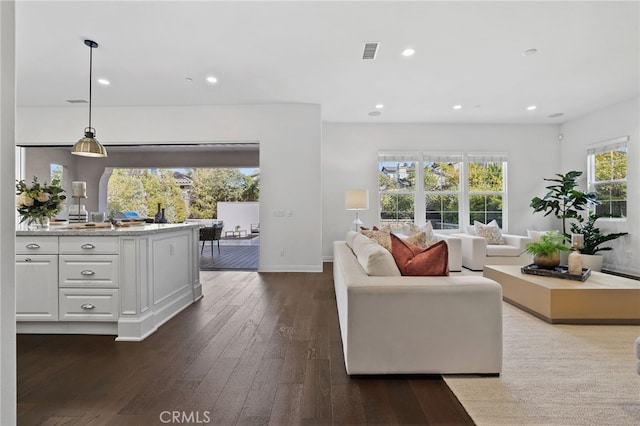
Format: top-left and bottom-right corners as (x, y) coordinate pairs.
(332, 234), (503, 375)
(453, 232), (533, 271)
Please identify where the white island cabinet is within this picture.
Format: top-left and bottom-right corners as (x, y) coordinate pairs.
(16, 223), (202, 341)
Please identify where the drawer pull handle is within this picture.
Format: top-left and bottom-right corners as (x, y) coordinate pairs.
(81, 243), (96, 250)
(24, 258), (32, 262)
(81, 303), (95, 310)
(81, 270), (96, 276)
(26, 243), (40, 249)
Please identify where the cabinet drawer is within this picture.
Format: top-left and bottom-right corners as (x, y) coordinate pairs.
(59, 288), (119, 321)
(16, 236), (58, 255)
(59, 255), (119, 288)
(59, 237), (119, 255)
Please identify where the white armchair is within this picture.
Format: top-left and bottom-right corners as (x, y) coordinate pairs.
(434, 233), (462, 272)
(453, 232), (533, 271)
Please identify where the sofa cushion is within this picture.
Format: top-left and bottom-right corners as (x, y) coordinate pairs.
(345, 231), (359, 249)
(390, 234), (449, 276)
(352, 233), (401, 276)
(486, 244), (525, 257)
(402, 222), (421, 236)
(474, 220), (505, 245)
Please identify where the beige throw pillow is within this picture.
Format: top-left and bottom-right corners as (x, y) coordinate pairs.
(420, 221), (438, 247)
(360, 227), (392, 251)
(474, 220), (505, 245)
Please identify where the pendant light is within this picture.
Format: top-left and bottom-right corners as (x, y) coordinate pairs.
(71, 39), (107, 157)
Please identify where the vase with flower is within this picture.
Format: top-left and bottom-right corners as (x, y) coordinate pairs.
(16, 177), (67, 229)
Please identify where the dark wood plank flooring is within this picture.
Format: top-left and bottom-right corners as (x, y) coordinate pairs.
(17, 264), (473, 425)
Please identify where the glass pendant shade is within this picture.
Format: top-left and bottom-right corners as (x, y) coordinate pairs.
(72, 128), (107, 157)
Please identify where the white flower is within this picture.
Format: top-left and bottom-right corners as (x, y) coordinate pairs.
(16, 192), (34, 207)
(37, 192), (51, 202)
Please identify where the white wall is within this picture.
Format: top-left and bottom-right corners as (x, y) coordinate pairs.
(560, 97), (640, 276)
(217, 202), (259, 234)
(0, 1), (16, 422)
(17, 104), (322, 272)
(322, 123), (562, 260)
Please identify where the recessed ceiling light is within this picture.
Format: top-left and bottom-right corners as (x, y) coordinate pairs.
(97, 78), (110, 85)
(548, 112), (564, 118)
(527, 105), (537, 111)
(206, 76), (218, 84)
(474, 105), (481, 109)
(368, 111), (382, 117)
(453, 105), (462, 110)
(375, 104), (384, 109)
(401, 48), (415, 57)
(522, 48), (538, 56)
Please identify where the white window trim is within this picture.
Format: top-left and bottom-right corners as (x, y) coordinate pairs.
(378, 151), (508, 231)
(587, 136), (629, 221)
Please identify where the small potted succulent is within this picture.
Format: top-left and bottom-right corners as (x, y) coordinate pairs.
(525, 231), (571, 269)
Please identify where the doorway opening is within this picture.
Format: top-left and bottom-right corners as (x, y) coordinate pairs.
(106, 167), (260, 271)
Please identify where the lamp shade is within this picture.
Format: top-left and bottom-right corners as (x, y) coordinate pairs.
(72, 130), (108, 157)
(345, 189), (369, 210)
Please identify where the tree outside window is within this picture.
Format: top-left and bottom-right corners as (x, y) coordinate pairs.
(379, 158), (416, 226)
(468, 158), (505, 227)
(588, 139), (627, 218)
(424, 157), (461, 230)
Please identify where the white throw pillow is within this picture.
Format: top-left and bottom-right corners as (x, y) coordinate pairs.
(527, 229), (552, 243)
(352, 233), (401, 276)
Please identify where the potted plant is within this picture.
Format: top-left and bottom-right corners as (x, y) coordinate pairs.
(525, 231), (571, 269)
(569, 212), (628, 271)
(530, 171), (598, 241)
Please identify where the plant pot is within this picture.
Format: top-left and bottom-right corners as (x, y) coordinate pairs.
(580, 254), (603, 272)
(533, 252), (560, 269)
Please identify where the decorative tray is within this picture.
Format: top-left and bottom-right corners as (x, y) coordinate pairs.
(521, 264), (591, 282)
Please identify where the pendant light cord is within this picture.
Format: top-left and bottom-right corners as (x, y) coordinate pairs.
(88, 43), (93, 131)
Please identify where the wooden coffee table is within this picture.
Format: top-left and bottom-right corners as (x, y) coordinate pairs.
(484, 265), (640, 324)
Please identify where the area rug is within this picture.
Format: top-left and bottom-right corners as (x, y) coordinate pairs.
(444, 302), (640, 425)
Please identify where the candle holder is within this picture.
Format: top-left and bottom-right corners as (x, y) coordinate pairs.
(70, 195), (88, 223)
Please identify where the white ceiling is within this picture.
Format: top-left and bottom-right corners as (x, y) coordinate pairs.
(15, 1), (640, 124)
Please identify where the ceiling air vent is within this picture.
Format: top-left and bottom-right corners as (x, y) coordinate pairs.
(66, 99), (88, 104)
(362, 42), (380, 60)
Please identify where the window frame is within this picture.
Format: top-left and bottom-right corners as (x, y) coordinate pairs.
(587, 136), (629, 221)
(377, 151), (508, 232)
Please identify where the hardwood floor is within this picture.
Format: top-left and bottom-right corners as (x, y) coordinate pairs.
(17, 264), (473, 425)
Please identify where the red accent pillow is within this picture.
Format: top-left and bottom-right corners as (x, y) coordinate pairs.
(390, 233), (449, 276)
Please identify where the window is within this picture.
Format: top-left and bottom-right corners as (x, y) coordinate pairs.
(50, 163), (63, 183)
(588, 137), (628, 218)
(377, 152), (508, 231)
(423, 154), (462, 230)
(378, 154), (416, 226)
(467, 154), (506, 228)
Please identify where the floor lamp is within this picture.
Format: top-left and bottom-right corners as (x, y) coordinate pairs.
(345, 189), (369, 232)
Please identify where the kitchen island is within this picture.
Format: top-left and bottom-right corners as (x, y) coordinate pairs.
(16, 223), (202, 341)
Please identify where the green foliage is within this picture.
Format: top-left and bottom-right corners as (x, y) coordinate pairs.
(468, 162), (503, 192)
(526, 231), (571, 257)
(569, 212), (628, 255)
(189, 168), (259, 219)
(16, 176), (67, 224)
(530, 171), (598, 238)
(107, 169), (187, 223)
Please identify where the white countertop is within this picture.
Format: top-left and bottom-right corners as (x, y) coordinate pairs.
(16, 222), (201, 237)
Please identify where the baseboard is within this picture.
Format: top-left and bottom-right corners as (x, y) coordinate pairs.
(258, 264), (323, 273)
